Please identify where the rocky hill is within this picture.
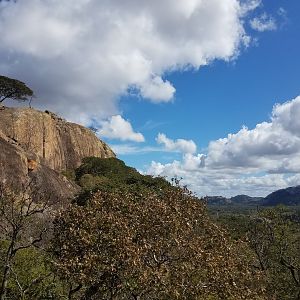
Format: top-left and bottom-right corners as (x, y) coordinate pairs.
(263, 186), (300, 206)
(230, 194), (263, 205)
(205, 194), (263, 206)
(206, 188), (300, 207)
(0, 106), (115, 201)
(0, 107), (114, 171)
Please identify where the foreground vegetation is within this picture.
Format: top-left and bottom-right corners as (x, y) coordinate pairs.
(0, 157), (299, 299)
(210, 204), (300, 299)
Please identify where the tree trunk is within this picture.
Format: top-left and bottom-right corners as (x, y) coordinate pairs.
(0, 265), (10, 300)
(0, 234), (16, 300)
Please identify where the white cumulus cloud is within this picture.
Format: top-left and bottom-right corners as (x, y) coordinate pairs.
(156, 133), (197, 154)
(272, 96), (300, 137)
(207, 96), (300, 172)
(147, 96), (300, 197)
(0, 0), (257, 124)
(98, 115), (145, 143)
(140, 77), (176, 103)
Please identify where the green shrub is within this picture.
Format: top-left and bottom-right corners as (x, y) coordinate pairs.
(79, 174), (110, 190)
(61, 169), (76, 181)
(0, 242), (67, 299)
(75, 157), (171, 204)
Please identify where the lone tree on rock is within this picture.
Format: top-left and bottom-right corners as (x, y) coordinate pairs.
(0, 75), (33, 104)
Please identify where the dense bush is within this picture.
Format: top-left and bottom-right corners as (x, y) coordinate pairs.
(52, 186), (266, 300)
(76, 157), (169, 189)
(0, 242), (66, 299)
(0, 185), (67, 299)
(247, 206), (300, 299)
(3, 156), (299, 299)
(75, 157), (135, 180)
(211, 204), (300, 299)
(74, 157), (171, 204)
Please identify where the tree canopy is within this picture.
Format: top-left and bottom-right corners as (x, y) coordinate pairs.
(2, 156), (299, 299)
(52, 186), (265, 299)
(0, 75), (33, 104)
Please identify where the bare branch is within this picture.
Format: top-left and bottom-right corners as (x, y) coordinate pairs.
(12, 228), (47, 256)
(10, 267), (24, 296)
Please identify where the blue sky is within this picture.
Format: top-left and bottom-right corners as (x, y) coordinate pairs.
(1, 0), (300, 196)
(119, 0), (300, 155)
(114, 0), (300, 196)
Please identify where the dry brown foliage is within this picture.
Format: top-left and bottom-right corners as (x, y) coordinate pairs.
(52, 187), (266, 299)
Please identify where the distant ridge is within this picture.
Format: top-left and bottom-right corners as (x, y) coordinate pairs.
(205, 187), (300, 207)
(205, 194), (263, 206)
(263, 186), (300, 206)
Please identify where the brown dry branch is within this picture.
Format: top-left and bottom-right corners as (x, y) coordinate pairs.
(52, 187), (266, 300)
(0, 182), (53, 300)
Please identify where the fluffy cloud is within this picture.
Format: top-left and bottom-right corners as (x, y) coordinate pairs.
(272, 97), (300, 137)
(148, 159), (297, 197)
(0, 0), (256, 124)
(140, 77), (176, 103)
(156, 133), (197, 154)
(250, 13), (277, 32)
(98, 115), (145, 142)
(207, 96), (300, 172)
(147, 96), (300, 197)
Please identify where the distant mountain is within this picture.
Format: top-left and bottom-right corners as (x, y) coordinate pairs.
(263, 186), (300, 206)
(230, 194), (263, 205)
(204, 196), (230, 205)
(205, 194), (263, 206)
(206, 187), (300, 207)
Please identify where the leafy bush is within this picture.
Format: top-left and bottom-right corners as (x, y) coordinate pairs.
(52, 186), (266, 300)
(0, 242), (67, 299)
(61, 169), (76, 181)
(75, 157), (135, 181)
(0, 184), (69, 299)
(248, 206), (300, 299)
(78, 174), (110, 190)
(75, 157), (171, 204)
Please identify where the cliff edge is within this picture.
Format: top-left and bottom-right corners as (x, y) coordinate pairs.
(0, 107), (115, 171)
(0, 106), (115, 201)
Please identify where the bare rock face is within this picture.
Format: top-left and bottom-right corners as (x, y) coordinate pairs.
(0, 136), (79, 202)
(0, 107), (115, 171)
(0, 134), (28, 190)
(0, 106), (115, 202)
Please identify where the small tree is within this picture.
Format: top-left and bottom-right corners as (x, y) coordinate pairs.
(248, 207), (300, 299)
(0, 75), (33, 104)
(0, 184), (52, 300)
